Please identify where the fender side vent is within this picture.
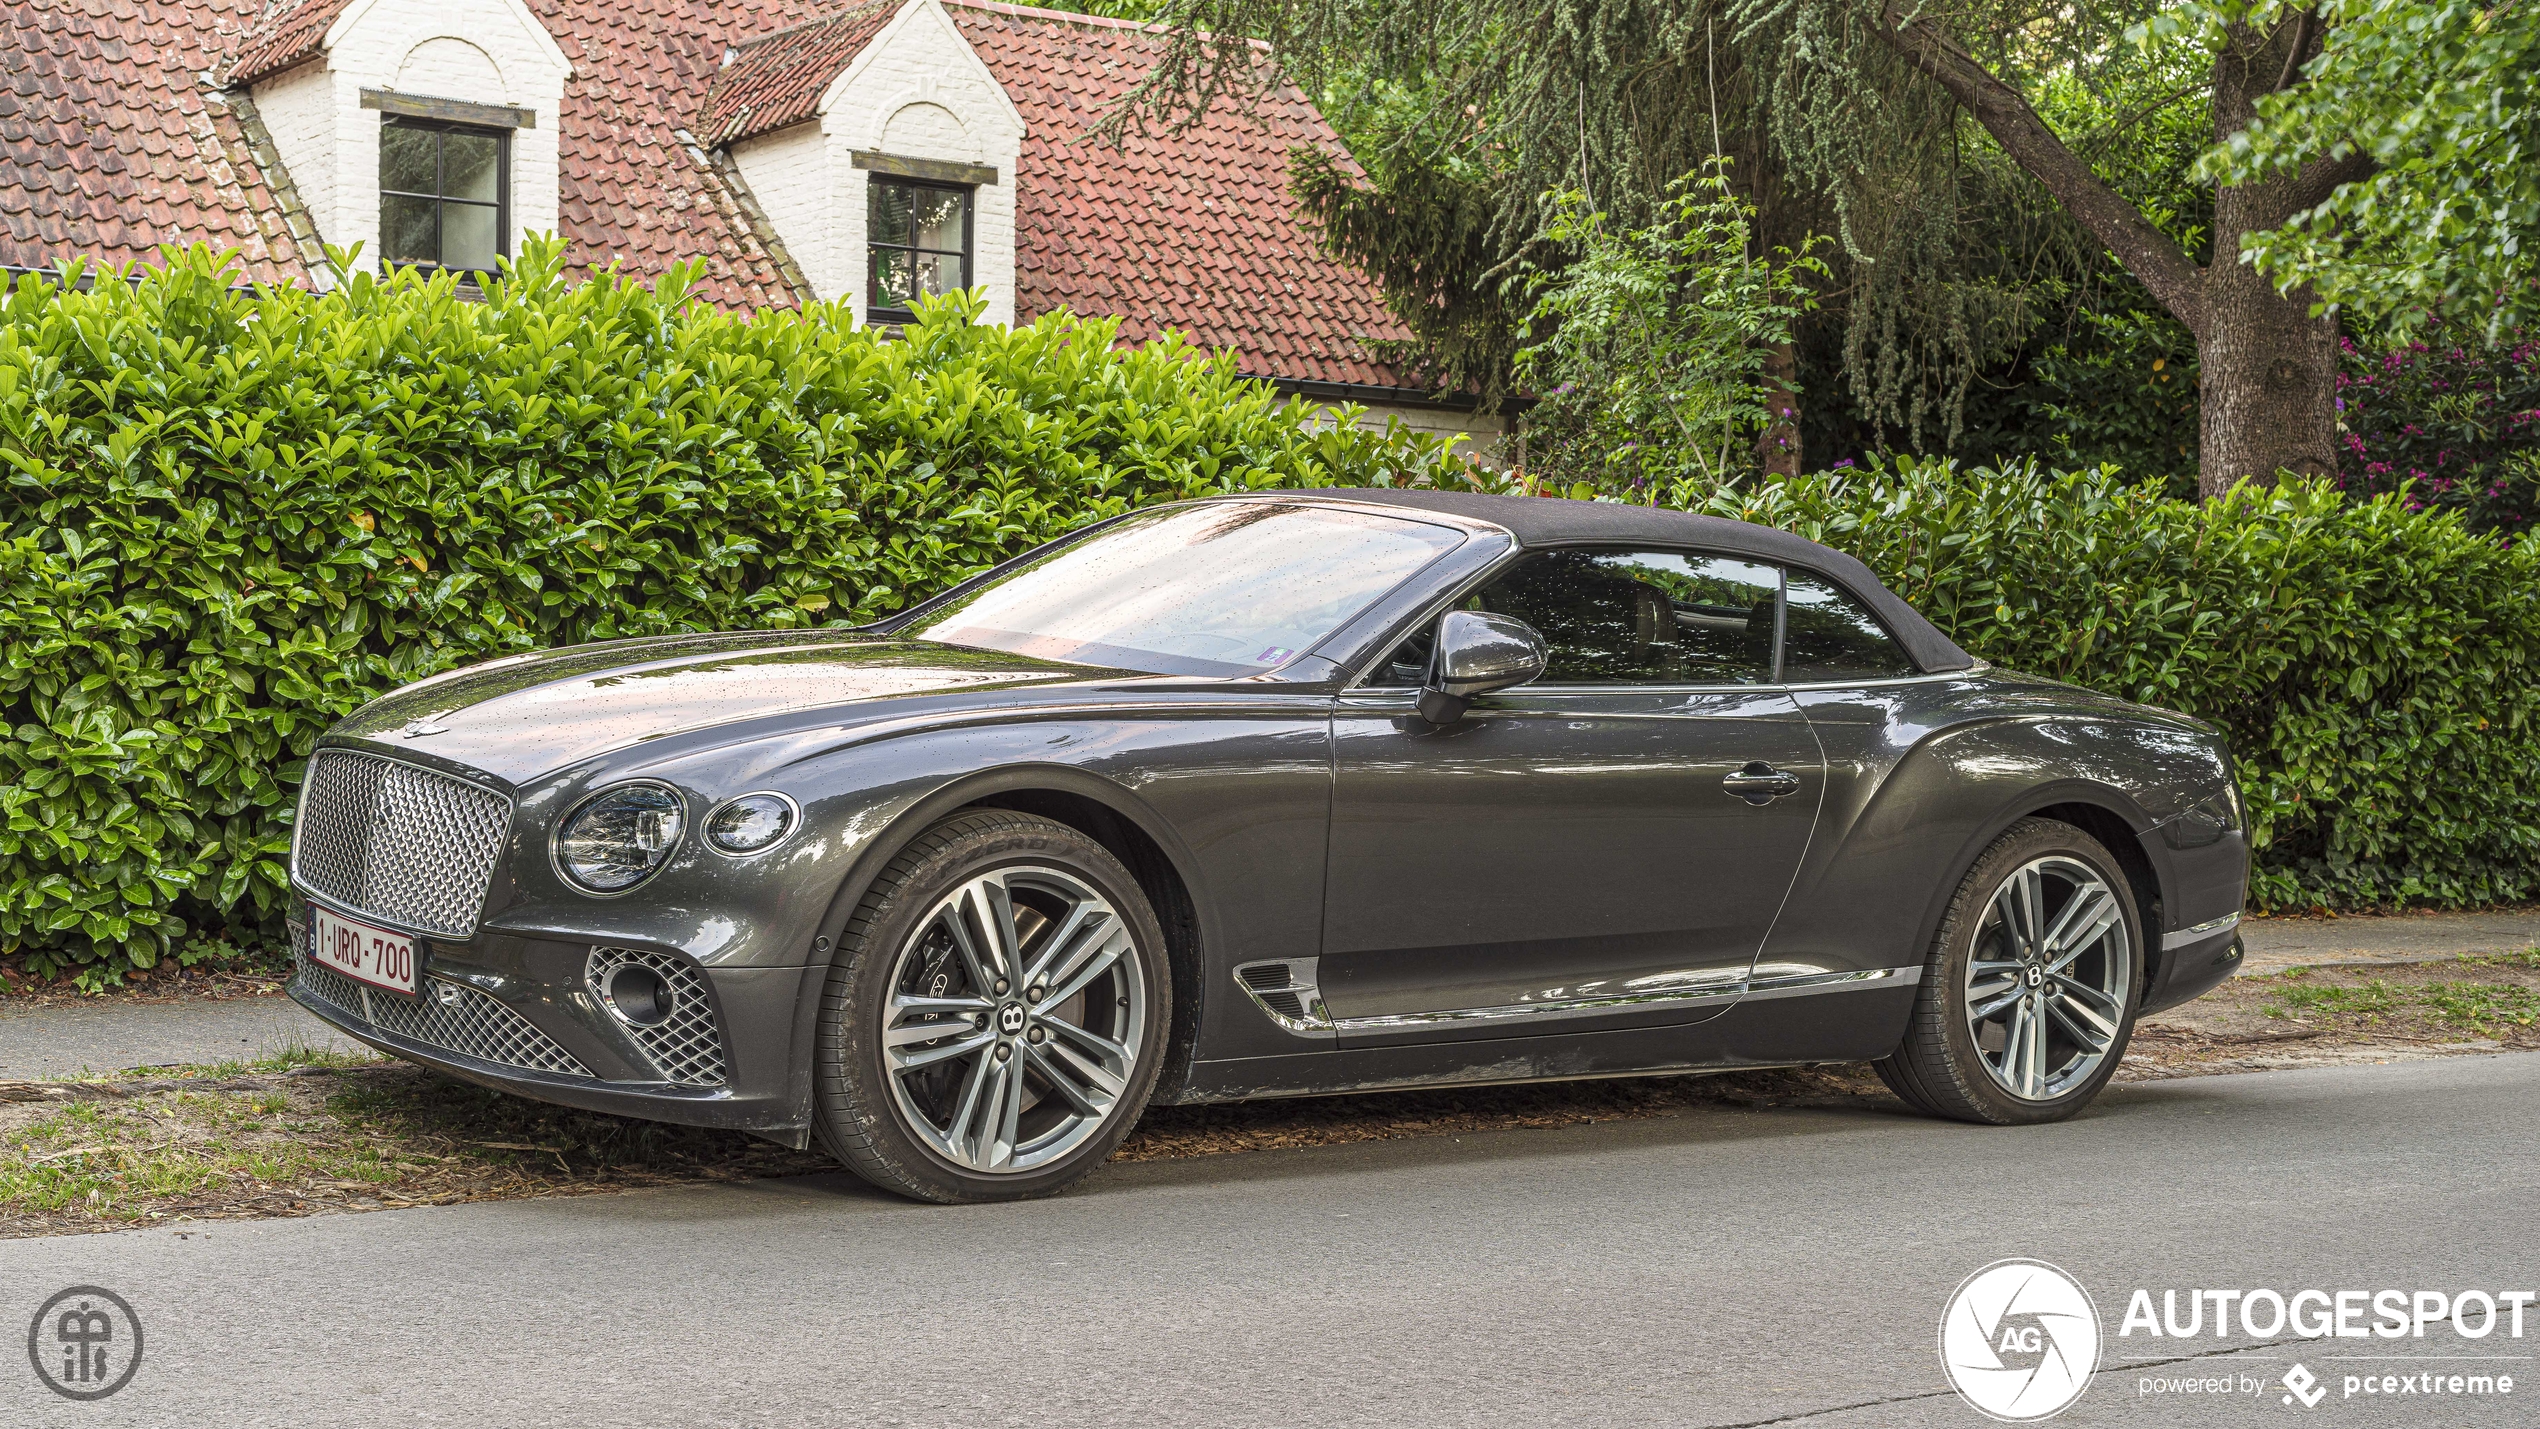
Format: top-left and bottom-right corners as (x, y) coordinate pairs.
(1233, 957), (1331, 1037)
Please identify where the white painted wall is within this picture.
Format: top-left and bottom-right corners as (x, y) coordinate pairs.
(246, 0), (571, 282)
(732, 123), (833, 301)
(735, 0), (1022, 323)
(1340, 405), (1512, 467)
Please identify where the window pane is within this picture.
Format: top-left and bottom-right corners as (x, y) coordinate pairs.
(381, 193), (440, 266)
(869, 249), (914, 309)
(908, 187), (965, 250)
(442, 131), (501, 202)
(443, 202), (499, 272)
(869, 182), (912, 245)
(1469, 549), (1780, 685)
(912, 249), (965, 297)
(917, 504), (1464, 677)
(381, 123), (437, 193)
(1781, 570), (1920, 683)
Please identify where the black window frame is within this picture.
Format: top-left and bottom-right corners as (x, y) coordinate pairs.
(1362, 547), (1931, 691)
(866, 174), (975, 325)
(379, 115), (512, 278)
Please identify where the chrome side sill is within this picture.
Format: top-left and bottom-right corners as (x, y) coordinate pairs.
(1328, 965), (1922, 1034)
(2161, 911), (2242, 950)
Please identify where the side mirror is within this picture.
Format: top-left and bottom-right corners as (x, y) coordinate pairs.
(1418, 610), (1547, 723)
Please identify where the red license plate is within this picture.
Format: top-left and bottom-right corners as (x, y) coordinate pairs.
(310, 906), (419, 996)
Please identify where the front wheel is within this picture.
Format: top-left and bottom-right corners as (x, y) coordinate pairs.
(812, 811), (1170, 1202)
(1876, 818), (2142, 1125)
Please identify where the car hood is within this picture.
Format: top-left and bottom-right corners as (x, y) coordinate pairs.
(329, 630), (1117, 783)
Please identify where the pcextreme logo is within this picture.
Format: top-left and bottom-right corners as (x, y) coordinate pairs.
(1940, 1259), (2103, 1422)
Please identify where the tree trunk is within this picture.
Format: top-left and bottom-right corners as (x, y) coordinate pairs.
(1871, 7), (2367, 497)
(1757, 342), (1802, 477)
(2199, 21), (2342, 496)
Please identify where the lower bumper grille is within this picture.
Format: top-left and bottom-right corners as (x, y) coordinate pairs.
(585, 946), (729, 1087)
(296, 951), (592, 1079)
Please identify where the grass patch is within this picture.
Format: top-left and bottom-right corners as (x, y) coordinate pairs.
(3, 1091), (408, 1216)
(0, 1061), (830, 1237)
(2256, 952), (2540, 1036)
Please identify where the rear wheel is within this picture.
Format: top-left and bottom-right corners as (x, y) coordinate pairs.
(1876, 818), (2142, 1125)
(812, 811), (1169, 1202)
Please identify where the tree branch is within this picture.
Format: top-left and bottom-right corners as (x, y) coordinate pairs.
(2283, 148), (2377, 214)
(2272, 10), (2317, 95)
(1868, 3), (2208, 337)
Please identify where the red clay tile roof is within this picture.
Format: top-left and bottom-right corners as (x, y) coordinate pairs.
(225, 0), (354, 85)
(957, 2), (1410, 388)
(10, 0), (1415, 388)
(698, 2), (895, 147)
(2, 0), (313, 281)
(705, 0), (1408, 387)
(536, 0), (826, 307)
(11, 0), (822, 304)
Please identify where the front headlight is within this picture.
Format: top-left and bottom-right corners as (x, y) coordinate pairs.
(555, 783), (685, 893)
(705, 792), (799, 855)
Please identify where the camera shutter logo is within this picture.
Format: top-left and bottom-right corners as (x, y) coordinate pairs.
(1939, 1259), (2102, 1421)
(27, 1285), (144, 1402)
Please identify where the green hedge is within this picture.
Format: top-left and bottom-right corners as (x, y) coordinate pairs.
(0, 243), (1458, 987)
(9, 246), (2535, 989)
(1683, 458), (2540, 911)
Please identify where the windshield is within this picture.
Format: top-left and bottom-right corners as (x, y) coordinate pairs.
(911, 502), (1466, 677)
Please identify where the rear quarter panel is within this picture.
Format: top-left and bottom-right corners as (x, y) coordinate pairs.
(1765, 673), (2245, 987)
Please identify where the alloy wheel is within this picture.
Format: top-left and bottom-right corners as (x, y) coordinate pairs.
(880, 864), (1145, 1173)
(1962, 855), (2132, 1101)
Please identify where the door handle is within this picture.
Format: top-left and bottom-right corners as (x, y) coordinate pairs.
(1722, 761), (1802, 806)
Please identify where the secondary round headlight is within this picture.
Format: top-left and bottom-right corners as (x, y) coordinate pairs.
(706, 792), (798, 854)
(555, 783), (685, 893)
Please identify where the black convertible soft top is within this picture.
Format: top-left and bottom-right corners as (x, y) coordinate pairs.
(1303, 488), (1976, 675)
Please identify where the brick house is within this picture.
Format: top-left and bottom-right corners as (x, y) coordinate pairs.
(2, 0), (1498, 445)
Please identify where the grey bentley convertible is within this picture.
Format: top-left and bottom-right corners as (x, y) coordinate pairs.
(287, 490), (2248, 1202)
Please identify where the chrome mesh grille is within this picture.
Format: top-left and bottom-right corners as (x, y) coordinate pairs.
(293, 749), (510, 937)
(295, 944), (590, 1079)
(586, 946), (728, 1086)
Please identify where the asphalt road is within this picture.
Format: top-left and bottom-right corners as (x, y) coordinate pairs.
(0, 996), (364, 1080)
(4, 1053), (2536, 1429)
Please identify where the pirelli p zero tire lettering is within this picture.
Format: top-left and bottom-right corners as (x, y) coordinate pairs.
(810, 810), (1172, 1203)
(1876, 817), (2144, 1126)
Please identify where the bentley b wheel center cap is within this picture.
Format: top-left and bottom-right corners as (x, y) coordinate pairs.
(2024, 964), (2045, 988)
(998, 1002), (1027, 1035)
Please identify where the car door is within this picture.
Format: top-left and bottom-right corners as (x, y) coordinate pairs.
(1318, 547), (1825, 1046)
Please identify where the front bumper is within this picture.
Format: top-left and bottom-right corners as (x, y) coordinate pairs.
(286, 904), (814, 1137)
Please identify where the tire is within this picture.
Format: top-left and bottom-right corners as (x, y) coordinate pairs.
(811, 810), (1171, 1203)
(1875, 817), (2143, 1125)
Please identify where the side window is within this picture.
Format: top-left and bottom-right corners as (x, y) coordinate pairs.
(380, 117), (509, 276)
(868, 176), (973, 323)
(1466, 549), (1781, 685)
(1781, 569), (1919, 682)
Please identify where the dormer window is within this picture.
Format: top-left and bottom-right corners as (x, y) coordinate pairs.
(380, 115), (510, 276)
(867, 175), (972, 323)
